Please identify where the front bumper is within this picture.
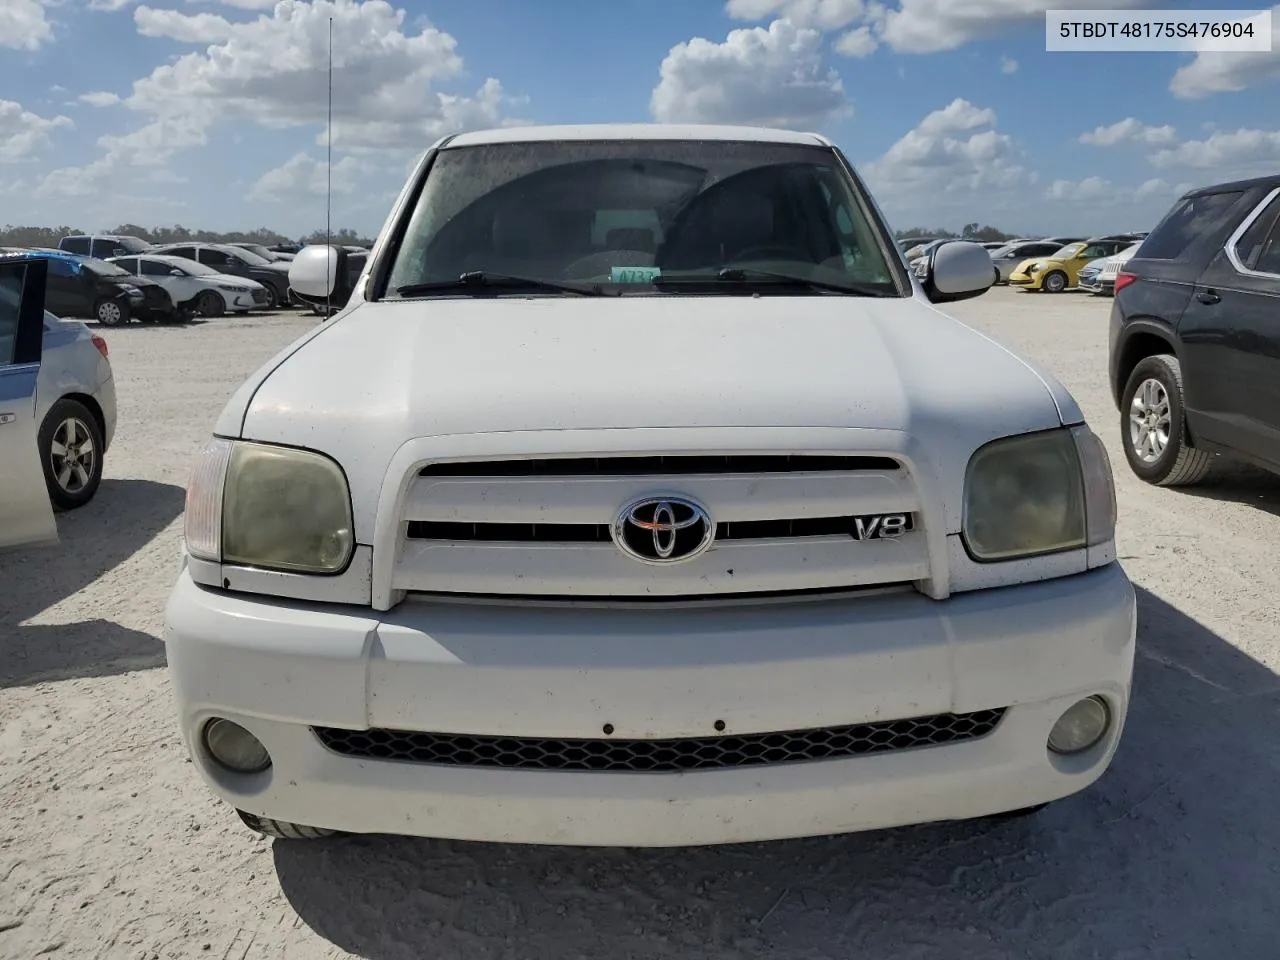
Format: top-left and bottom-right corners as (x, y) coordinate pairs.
(1008, 271), (1041, 288)
(164, 563), (1136, 846)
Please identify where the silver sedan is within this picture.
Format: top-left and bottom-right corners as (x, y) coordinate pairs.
(37, 312), (117, 510)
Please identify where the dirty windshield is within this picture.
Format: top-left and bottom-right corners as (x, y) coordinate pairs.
(385, 139), (901, 297)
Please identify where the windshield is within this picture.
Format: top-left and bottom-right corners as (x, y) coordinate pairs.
(170, 259), (217, 276)
(384, 140), (900, 297)
(236, 244), (274, 260)
(1050, 242), (1085, 259)
(228, 246), (271, 266)
(111, 236), (152, 254)
(81, 257), (130, 277)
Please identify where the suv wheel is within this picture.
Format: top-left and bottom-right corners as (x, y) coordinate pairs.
(95, 298), (128, 326)
(1042, 270), (1068, 293)
(39, 398), (105, 511)
(1121, 353), (1213, 486)
(236, 809), (337, 839)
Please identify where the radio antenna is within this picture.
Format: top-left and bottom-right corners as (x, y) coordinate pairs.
(325, 14), (333, 320)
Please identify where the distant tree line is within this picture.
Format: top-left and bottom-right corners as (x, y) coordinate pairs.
(894, 223), (1021, 242)
(0, 223), (377, 249)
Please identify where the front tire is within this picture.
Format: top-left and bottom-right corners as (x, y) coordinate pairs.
(95, 298), (128, 326)
(1120, 353), (1213, 486)
(1042, 270), (1068, 293)
(261, 285), (279, 310)
(197, 290), (224, 318)
(236, 809), (337, 839)
(39, 398), (105, 511)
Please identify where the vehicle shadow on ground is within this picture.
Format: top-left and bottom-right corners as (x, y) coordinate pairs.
(0, 478), (183, 688)
(273, 586), (1280, 960)
(1175, 460), (1280, 518)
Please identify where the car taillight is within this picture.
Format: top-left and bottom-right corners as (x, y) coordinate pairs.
(91, 334), (108, 358)
(1113, 272), (1137, 294)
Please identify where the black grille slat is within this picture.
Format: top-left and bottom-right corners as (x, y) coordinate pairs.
(420, 455), (899, 478)
(313, 709), (1005, 772)
(407, 517), (860, 542)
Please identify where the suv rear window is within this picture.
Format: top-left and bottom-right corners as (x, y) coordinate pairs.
(1139, 190), (1244, 260)
(60, 236), (90, 255)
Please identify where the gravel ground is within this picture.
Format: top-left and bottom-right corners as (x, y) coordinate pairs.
(2, 289), (1278, 959)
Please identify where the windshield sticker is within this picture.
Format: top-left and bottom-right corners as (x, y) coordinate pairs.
(611, 266), (661, 284)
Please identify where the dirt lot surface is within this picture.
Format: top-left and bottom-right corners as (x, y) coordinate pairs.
(2, 289), (1278, 959)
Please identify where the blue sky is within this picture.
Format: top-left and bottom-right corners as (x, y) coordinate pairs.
(2, 0), (1278, 238)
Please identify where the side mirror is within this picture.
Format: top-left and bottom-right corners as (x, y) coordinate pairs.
(922, 240), (993, 304)
(288, 245), (353, 310)
(170, 269), (185, 277)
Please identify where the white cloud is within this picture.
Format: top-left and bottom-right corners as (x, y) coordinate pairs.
(0, 100), (73, 163)
(724, 0), (866, 30)
(247, 152), (365, 201)
(39, 0), (523, 204)
(78, 91), (122, 107)
(861, 98), (1031, 201)
(872, 0), (1150, 53)
(88, 0), (139, 9)
(1079, 118), (1178, 147)
(124, 0), (518, 149)
(134, 6), (235, 42)
(1000, 56), (1018, 74)
(1150, 128), (1280, 172)
(0, 0), (54, 50)
(1169, 4), (1280, 99)
(1046, 176), (1112, 202)
(651, 18), (851, 127)
(834, 26), (877, 57)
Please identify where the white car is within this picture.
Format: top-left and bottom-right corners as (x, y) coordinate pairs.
(37, 312), (117, 509)
(1094, 242), (1143, 296)
(1, 256), (117, 514)
(164, 124), (1136, 847)
(108, 254), (268, 317)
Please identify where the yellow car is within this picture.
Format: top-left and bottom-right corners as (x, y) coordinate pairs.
(1009, 236), (1136, 293)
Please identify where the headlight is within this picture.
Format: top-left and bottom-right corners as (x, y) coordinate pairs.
(185, 438), (354, 574)
(1026, 262), (1043, 273)
(962, 426), (1115, 562)
(215, 283), (244, 292)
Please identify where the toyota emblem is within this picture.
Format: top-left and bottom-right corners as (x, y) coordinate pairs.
(611, 496), (715, 564)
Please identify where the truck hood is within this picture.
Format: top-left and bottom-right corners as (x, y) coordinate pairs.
(229, 295), (1077, 540)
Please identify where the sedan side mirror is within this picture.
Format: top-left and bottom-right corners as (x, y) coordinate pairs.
(922, 240), (993, 304)
(288, 245), (353, 310)
(170, 269), (185, 277)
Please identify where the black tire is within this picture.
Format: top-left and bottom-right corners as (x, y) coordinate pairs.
(94, 297), (129, 326)
(1120, 353), (1213, 486)
(39, 398), (105, 511)
(197, 290), (225, 318)
(236, 809), (337, 839)
(1042, 270), (1068, 294)
(993, 266), (1001, 285)
(261, 284), (279, 310)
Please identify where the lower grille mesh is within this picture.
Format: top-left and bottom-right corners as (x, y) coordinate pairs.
(312, 709), (1005, 772)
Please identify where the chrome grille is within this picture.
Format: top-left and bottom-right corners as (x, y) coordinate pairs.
(391, 452), (929, 598)
(313, 709), (1006, 772)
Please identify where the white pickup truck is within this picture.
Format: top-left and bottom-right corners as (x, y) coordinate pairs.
(164, 124), (1135, 846)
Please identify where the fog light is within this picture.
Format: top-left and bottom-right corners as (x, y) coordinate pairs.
(203, 718), (271, 773)
(1047, 696), (1110, 755)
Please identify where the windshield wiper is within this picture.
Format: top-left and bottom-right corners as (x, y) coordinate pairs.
(395, 271), (608, 298)
(653, 268), (894, 298)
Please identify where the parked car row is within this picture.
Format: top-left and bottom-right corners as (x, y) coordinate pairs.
(901, 233), (1150, 296)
